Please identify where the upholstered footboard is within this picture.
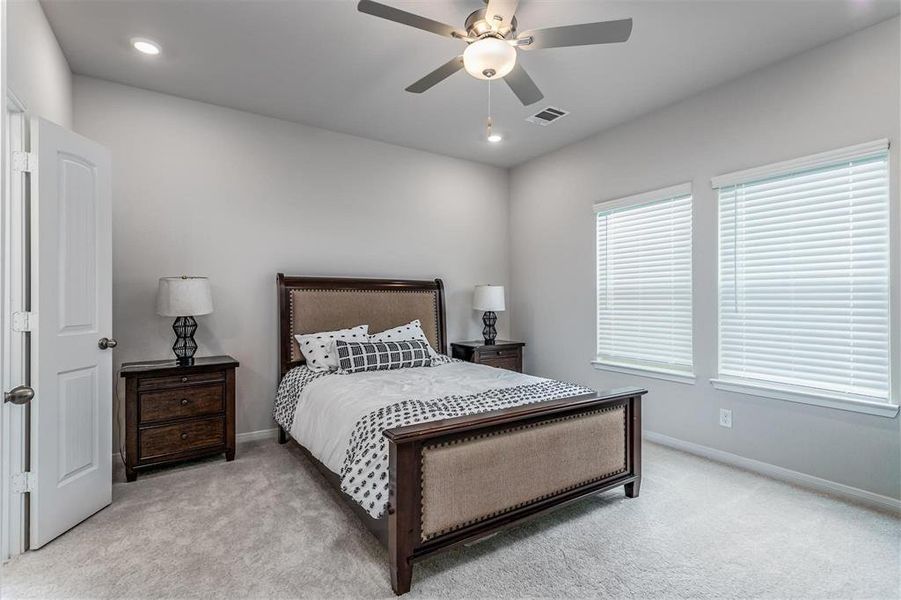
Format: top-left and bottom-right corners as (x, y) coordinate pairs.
(383, 387), (645, 595)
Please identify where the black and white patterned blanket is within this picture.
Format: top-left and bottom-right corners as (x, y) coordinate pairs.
(273, 366), (330, 433)
(340, 379), (595, 518)
(273, 355), (458, 431)
(272, 361), (595, 519)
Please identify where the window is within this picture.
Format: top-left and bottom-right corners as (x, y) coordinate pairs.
(713, 140), (893, 412)
(594, 183), (693, 381)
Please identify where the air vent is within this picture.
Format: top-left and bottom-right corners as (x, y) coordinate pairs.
(525, 106), (569, 126)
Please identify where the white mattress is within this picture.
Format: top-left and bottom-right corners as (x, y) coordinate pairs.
(289, 361), (546, 474)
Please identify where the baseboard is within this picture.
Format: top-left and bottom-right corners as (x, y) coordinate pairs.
(235, 428), (279, 443)
(644, 430), (901, 514)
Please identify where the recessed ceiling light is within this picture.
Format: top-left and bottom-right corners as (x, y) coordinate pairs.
(486, 118), (503, 143)
(131, 38), (161, 56)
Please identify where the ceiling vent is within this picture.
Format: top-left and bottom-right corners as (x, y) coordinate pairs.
(525, 106), (569, 126)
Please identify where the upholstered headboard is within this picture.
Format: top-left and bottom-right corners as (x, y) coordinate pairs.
(277, 274), (447, 378)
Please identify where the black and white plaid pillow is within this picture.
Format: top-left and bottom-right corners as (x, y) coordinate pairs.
(336, 340), (431, 374)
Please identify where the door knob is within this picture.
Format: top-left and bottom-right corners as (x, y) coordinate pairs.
(4, 385), (34, 405)
(98, 337), (118, 350)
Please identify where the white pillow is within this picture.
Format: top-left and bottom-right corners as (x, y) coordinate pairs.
(369, 319), (438, 357)
(295, 324), (368, 372)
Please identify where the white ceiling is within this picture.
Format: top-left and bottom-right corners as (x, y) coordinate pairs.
(42, 0), (899, 167)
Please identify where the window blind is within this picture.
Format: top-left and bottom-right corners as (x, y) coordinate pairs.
(717, 148), (890, 402)
(596, 187), (693, 373)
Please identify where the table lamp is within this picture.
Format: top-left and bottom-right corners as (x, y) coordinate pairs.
(156, 276), (213, 365)
(473, 285), (505, 345)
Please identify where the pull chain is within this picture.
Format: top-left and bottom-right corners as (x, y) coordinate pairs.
(486, 79), (493, 136)
(485, 78), (501, 142)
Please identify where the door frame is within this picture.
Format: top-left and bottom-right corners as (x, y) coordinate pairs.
(1, 89), (29, 560)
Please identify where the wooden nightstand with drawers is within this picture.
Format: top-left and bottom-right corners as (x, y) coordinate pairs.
(451, 341), (525, 372)
(120, 355), (239, 481)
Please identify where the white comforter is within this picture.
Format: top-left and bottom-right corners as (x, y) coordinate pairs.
(290, 361), (545, 474)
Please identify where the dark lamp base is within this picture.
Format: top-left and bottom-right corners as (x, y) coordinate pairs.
(482, 311), (498, 345)
(172, 316), (199, 365)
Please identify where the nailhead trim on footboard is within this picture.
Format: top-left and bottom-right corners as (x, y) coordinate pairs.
(419, 403), (628, 541)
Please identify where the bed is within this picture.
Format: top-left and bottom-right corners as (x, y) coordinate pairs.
(275, 274), (646, 595)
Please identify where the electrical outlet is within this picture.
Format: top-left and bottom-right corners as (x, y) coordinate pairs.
(719, 408), (733, 428)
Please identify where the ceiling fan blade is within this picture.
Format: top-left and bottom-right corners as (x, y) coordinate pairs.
(357, 0), (465, 39)
(485, 0), (519, 31)
(504, 62), (544, 106)
(520, 18), (633, 50)
(405, 56), (464, 93)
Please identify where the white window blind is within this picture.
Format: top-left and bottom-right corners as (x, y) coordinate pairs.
(595, 184), (693, 374)
(717, 144), (891, 403)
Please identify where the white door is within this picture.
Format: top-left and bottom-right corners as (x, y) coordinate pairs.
(30, 117), (112, 548)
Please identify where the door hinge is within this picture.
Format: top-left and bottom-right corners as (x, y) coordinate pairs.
(11, 472), (33, 494)
(11, 151), (34, 173)
(11, 311), (34, 332)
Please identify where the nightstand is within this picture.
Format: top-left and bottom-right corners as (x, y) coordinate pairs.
(120, 355), (239, 481)
(451, 341), (525, 372)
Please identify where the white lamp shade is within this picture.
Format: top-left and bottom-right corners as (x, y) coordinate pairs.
(156, 277), (213, 317)
(473, 285), (505, 312)
(463, 37), (516, 80)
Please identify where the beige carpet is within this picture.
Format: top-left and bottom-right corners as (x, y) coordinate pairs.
(1, 439), (898, 599)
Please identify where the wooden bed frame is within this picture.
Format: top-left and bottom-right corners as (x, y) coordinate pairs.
(276, 274), (646, 595)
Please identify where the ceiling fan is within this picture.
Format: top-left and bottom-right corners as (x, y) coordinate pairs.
(357, 0), (633, 106)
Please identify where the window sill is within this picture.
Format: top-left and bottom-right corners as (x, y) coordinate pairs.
(709, 378), (899, 418)
(592, 360), (695, 384)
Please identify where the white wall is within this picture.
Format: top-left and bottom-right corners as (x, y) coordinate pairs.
(73, 77), (510, 444)
(7, 0), (71, 125)
(509, 18), (901, 500)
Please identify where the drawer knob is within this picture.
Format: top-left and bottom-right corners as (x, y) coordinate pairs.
(181, 377), (188, 383)
(180, 432), (188, 440)
(180, 398), (189, 406)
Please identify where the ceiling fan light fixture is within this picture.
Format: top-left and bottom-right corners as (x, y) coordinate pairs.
(463, 37), (516, 80)
(357, 1), (633, 106)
